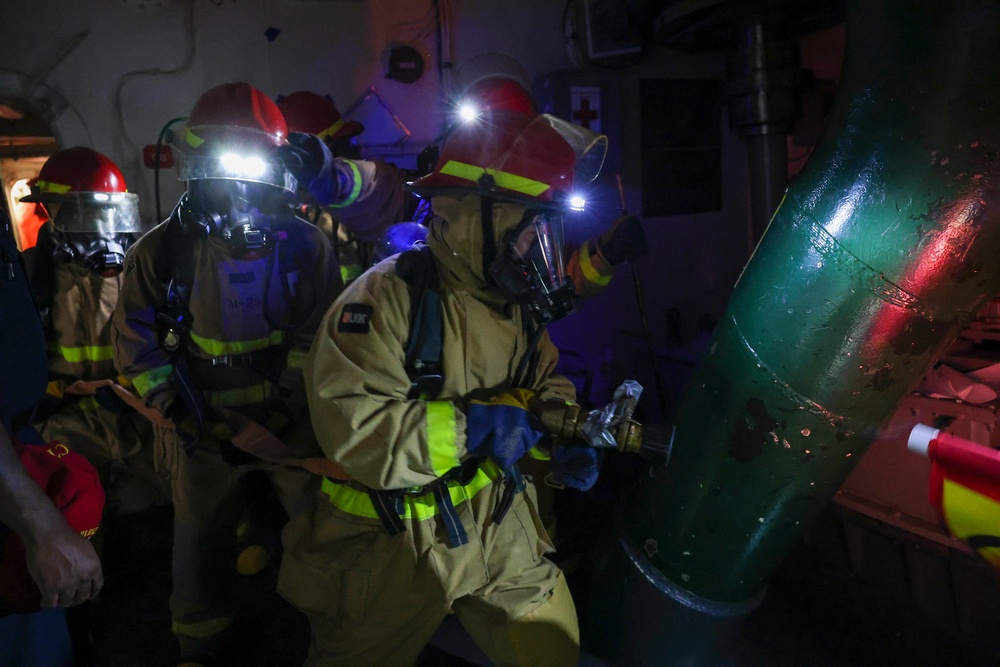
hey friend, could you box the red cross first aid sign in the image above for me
[570,86,601,132]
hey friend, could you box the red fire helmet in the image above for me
[465,77,535,115]
[277,90,364,141]
[176,82,296,192]
[454,53,536,115]
[21,146,128,202]
[409,110,607,208]
[19,146,141,234]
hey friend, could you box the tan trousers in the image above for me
[157,424,319,659]
[278,480,580,667]
[39,404,171,515]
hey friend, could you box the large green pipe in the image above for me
[588,0,1000,662]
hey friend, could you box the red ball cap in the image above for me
[0,441,104,613]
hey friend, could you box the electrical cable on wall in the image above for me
[111,0,196,212]
[153,117,186,223]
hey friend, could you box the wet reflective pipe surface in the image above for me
[628,0,1000,604]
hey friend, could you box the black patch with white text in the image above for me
[338,303,373,333]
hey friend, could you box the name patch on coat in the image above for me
[338,303,373,333]
[229,271,255,284]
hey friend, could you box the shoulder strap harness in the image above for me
[352,242,538,548]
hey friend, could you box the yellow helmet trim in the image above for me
[439,160,551,197]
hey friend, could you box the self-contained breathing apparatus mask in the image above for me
[40,194,141,278]
[488,208,578,324]
[178,179,287,261]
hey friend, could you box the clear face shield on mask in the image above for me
[489,210,579,323]
[41,193,141,277]
[41,192,141,236]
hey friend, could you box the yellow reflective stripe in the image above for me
[133,365,173,397]
[56,344,115,363]
[317,117,346,140]
[328,160,363,208]
[426,401,459,477]
[942,478,1000,567]
[439,160,551,197]
[76,396,101,411]
[579,241,612,287]
[35,180,72,194]
[286,348,307,369]
[340,263,363,284]
[205,382,271,408]
[528,445,551,461]
[942,478,1000,539]
[189,330,284,357]
[321,477,382,519]
[172,615,233,639]
[184,128,204,149]
[321,459,501,521]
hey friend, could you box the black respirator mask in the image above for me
[52,234,129,277]
[42,202,137,278]
[180,179,284,261]
[488,209,579,324]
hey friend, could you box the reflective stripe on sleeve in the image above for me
[579,241,612,287]
[55,344,116,363]
[132,364,174,397]
[528,445,551,461]
[426,401,460,477]
[327,160,364,208]
[286,348,307,369]
[340,263,363,284]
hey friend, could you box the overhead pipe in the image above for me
[725,17,799,246]
[586,0,1000,663]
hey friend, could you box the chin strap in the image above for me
[480,196,496,283]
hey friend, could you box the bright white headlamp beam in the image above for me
[220,153,267,178]
[458,104,479,122]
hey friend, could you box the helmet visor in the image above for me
[42,192,142,234]
[179,153,297,192]
[535,114,607,184]
[511,211,569,296]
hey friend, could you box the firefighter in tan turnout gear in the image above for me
[277,90,432,286]
[278,107,609,665]
[21,147,169,520]
[111,82,341,665]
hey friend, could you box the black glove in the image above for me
[279,132,339,205]
[597,214,649,265]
